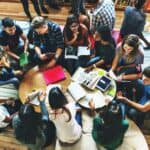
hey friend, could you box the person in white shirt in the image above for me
[48,87,82,144]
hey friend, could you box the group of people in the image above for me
[0,0,150,149]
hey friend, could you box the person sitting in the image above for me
[89,100,129,150]
[0,51,22,87]
[110,34,144,82]
[12,91,56,150]
[120,0,150,49]
[117,66,150,127]
[86,25,115,71]
[0,17,28,69]
[31,16,64,68]
[48,87,82,144]
[63,14,91,74]
[0,100,21,130]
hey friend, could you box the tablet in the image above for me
[96,76,111,92]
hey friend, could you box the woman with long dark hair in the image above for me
[48,87,82,144]
[110,34,144,81]
[63,14,91,75]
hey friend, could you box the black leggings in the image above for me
[20,0,41,19]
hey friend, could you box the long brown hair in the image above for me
[120,34,139,63]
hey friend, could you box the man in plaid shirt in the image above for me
[92,0,115,31]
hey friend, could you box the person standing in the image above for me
[20,0,41,22]
[91,0,115,31]
[70,0,86,16]
[120,0,150,49]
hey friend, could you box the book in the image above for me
[68,82,86,102]
[42,65,66,85]
[65,46,90,59]
[65,46,78,59]
[78,46,90,56]
[28,90,40,106]
[72,67,100,90]
[19,52,28,67]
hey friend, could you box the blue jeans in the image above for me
[0,77,19,88]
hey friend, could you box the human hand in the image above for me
[116,91,127,102]
[116,74,123,82]
[38,90,46,102]
[85,65,94,73]
[88,99,95,110]
[73,32,79,40]
[39,54,48,61]
[47,58,57,68]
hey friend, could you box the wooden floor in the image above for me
[0,1,150,150]
[0,1,150,30]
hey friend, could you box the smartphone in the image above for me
[96,76,111,92]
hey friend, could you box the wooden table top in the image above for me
[19,65,71,112]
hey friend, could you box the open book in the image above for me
[65,46,90,59]
[28,90,41,106]
[67,82,86,102]
[72,67,100,90]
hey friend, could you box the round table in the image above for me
[73,68,117,109]
[19,65,71,112]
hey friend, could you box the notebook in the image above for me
[19,52,28,67]
[68,82,86,102]
[42,65,66,85]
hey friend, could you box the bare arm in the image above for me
[64,32,78,45]
[3,45,20,60]
[111,54,119,71]
[20,33,28,52]
[122,72,142,81]
[117,96,150,112]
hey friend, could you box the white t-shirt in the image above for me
[49,102,82,143]
[0,105,10,128]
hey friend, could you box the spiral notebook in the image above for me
[42,65,66,85]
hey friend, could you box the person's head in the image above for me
[94,25,112,42]
[135,0,146,9]
[31,16,48,34]
[65,14,80,34]
[142,66,150,85]
[2,17,16,35]
[100,100,123,125]
[15,104,42,144]
[48,87,68,109]
[121,34,139,56]
[48,87,71,121]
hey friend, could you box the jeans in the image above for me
[127,108,146,127]
[20,0,41,19]
[0,77,19,88]
[71,0,85,15]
